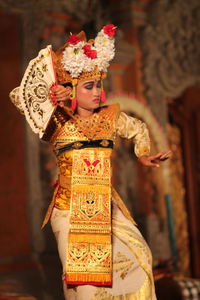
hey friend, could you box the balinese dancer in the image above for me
[10,24,170,300]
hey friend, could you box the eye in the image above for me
[97,81,101,88]
[84,84,93,90]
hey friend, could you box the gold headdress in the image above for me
[52,24,116,109]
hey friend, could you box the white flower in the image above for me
[61,28,115,78]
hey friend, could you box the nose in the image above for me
[93,84,100,96]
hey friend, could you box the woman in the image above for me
[10,24,170,300]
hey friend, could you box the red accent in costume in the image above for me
[66,280,112,286]
[93,160,100,167]
[68,34,81,45]
[101,90,106,103]
[103,24,116,37]
[83,158,91,167]
[83,159,100,173]
[82,44,97,59]
[52,180,58,188]
[71,97,77,110]
[49,85,58,106]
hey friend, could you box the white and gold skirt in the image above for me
[50,200,157,300]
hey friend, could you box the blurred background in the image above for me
[0,0,200,299]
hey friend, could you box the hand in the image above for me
[138,150,172,168]
[50,85,71,107]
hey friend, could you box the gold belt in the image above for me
[54,174,71,210]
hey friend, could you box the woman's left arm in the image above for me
[116,112,171,167]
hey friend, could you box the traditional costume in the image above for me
[10,24,157,299]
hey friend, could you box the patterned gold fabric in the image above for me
[116,112,150,157]
[42,105,150,226]
[66,148,113,285]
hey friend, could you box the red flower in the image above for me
[68,34,81,45]
[82,44,97,59]
[89,50,97,59]
[103,24,116,37]
[83,44,91,53]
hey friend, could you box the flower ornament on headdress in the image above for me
[54,24,116,109]
[61,24,116,78]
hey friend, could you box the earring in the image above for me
[71,97,77,110]
[101,80,106,103]
[70,80,77,110]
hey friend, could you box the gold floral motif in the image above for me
[51,104,120,145]
[113,252,134,279]
[91,277,151,300]
[67,241,111,273]
[54,185,71,210]
[72,141,84,149]
[70,104,120,140]
[100,140,110,147]
[57,152,72,176]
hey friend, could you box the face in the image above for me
[76,79,101,112]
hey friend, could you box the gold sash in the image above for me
[65,148,112,285]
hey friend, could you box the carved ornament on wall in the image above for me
[141,0,200,103]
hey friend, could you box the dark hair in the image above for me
[63,82,72,88]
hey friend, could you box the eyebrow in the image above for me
[83,80,101,86]
[83,81,94,85]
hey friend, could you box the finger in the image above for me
[143,159,160,168]
[160,151,172,160]
[50,85,58,92]
[57,96,70,101]
[151,159,160,164]
[55,86,71,94]
[149,151,165,160]
[160,150,171,157]
[53,84,65,90]
[56,94,65,99]
[49,95,57,102]
[148,162,160,168]
[55,92,71,99]
[160,156,171,161]
[54,92,65,97]
[54,88,68,95]
[160,155,170,160]
[151,150,172,161]
[152,156,169,163]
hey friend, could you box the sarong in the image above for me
[51,199,157,300]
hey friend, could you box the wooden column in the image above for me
[0,11,30,265]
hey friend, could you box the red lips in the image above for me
[93,98,100,103]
